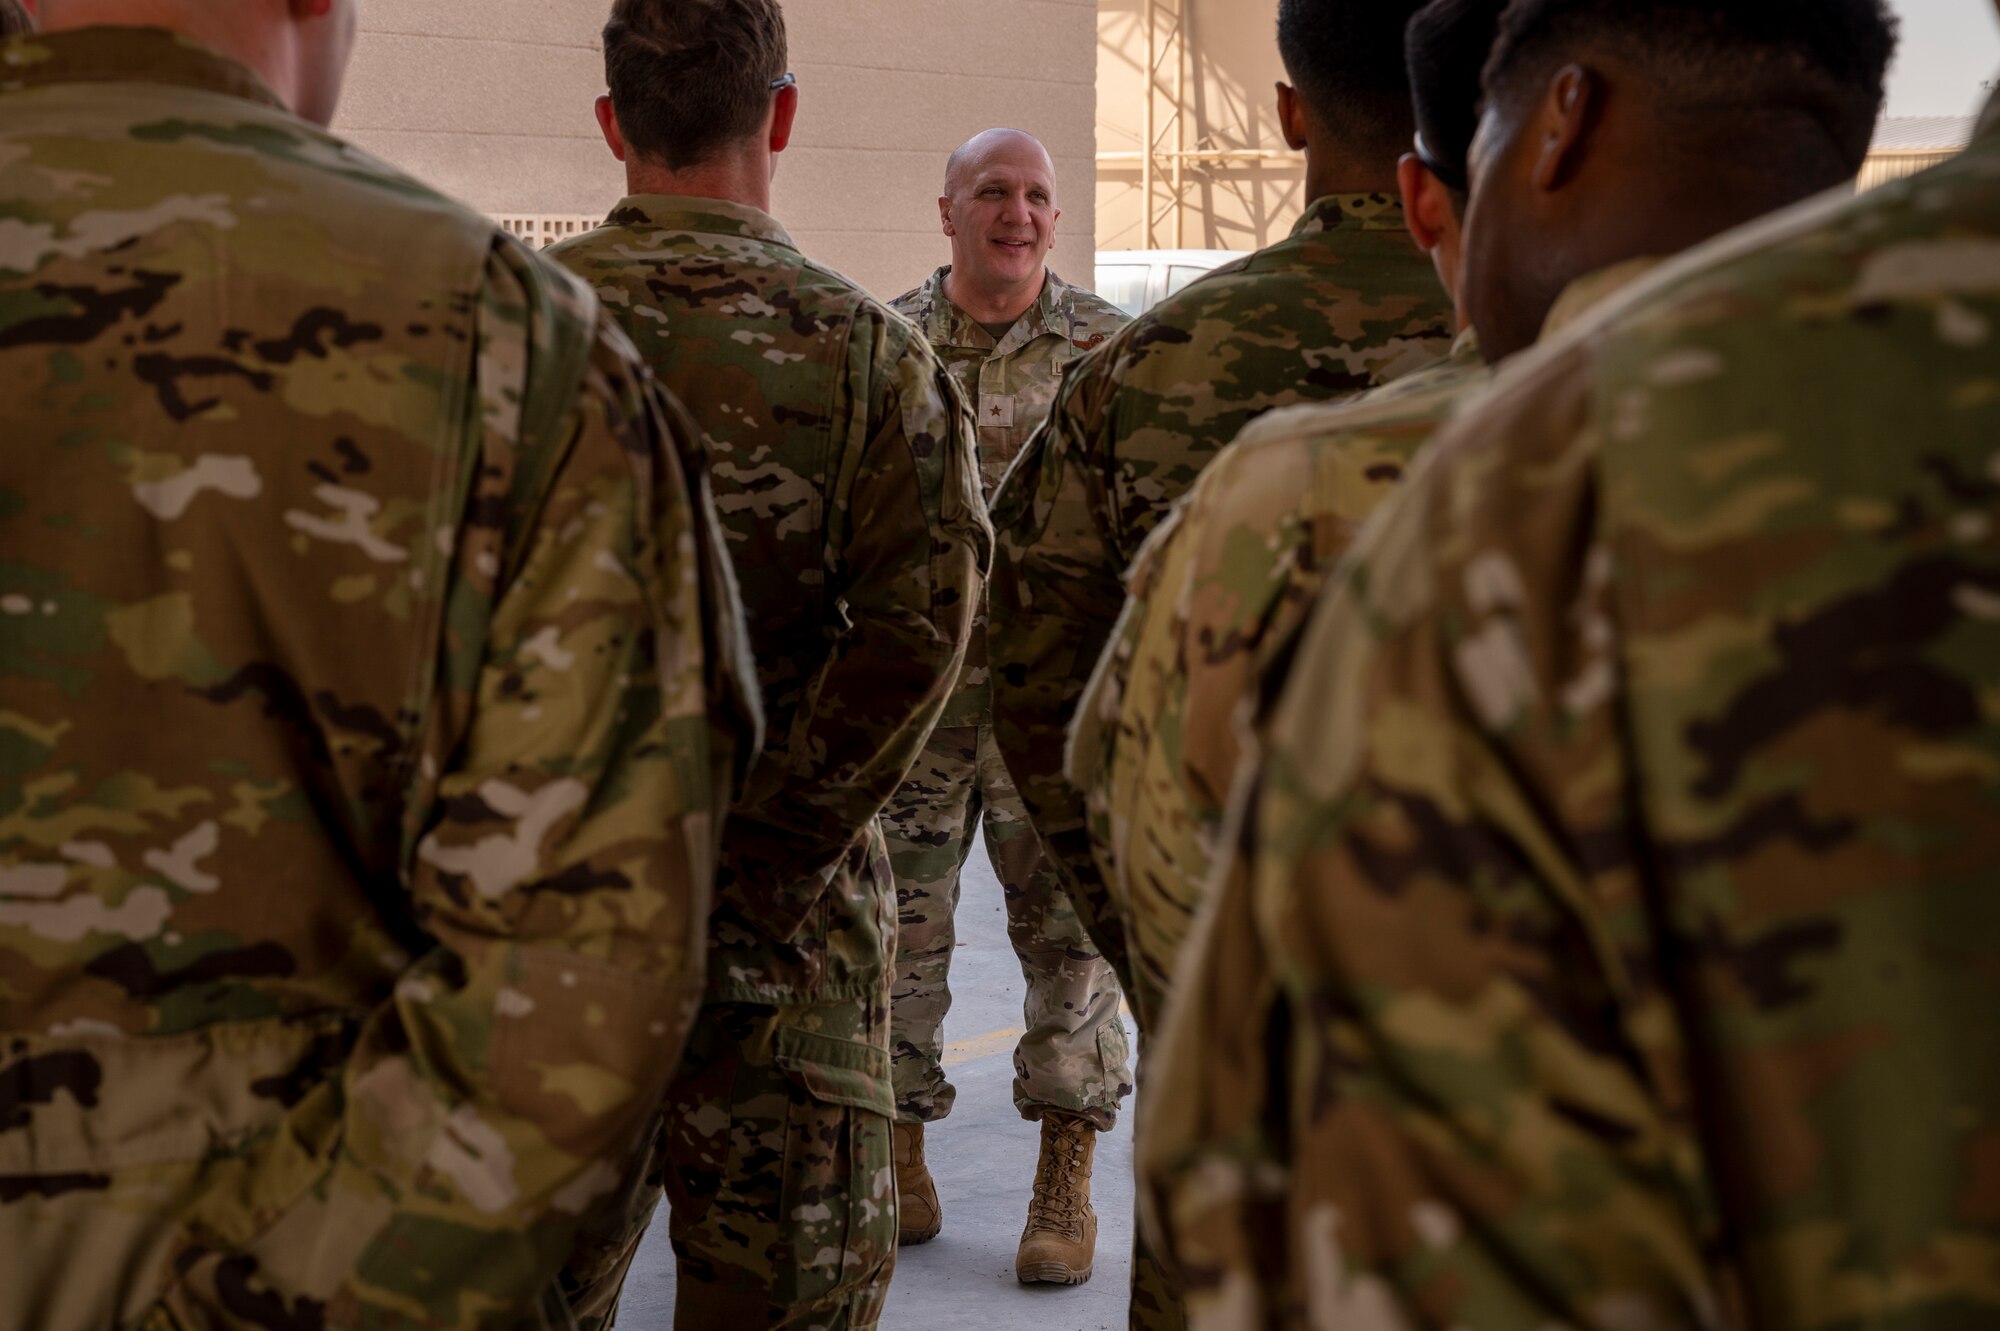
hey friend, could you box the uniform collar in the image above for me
[919,266,1074,354]
[1,25,287,111]
[1539,256,1667,342]
[602,195,799,253]
[1292,193,1410,237]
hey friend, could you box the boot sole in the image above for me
[898,1216,944,1246]
[1016,1261,1093,1286]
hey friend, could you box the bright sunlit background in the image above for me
[1889,0,1998,116]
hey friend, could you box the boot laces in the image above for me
[1026,1117,1090,1236]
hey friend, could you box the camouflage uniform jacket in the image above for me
[1068,329,1487,1029]
[0,28,759,1331]
[552,198,990,1005]
[986,193,1452,987]
[890,266,1129,727]
[1073,262,1662,1030]
[1140,107,2000,1330]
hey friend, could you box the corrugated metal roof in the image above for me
[1870,116,1976,153]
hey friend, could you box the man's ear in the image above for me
[1397,153,1452,255]
[1532,64,1601,193]
[1275,82,1311,152]
[939,196,956,238]
[594,96,627,163]
[1049,205,1060,253]
[770,84,798,155]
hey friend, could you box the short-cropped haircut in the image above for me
[0,0,33,38]
[1483,0,1898,172]
[1405,0,1509,195]
[602,0,788,172]
[1276,0,1430,159]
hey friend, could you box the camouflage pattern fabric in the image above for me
[986,194,1453,996]
[1071,330,1489,1035]
[890,265,1127,726]
[551,196,987,1006]
[1077,268,1652,1331]
[1140,104,2000,1330]
[879,724,1131,1129]
[1073,260,1659,1036]
[882,268,1131,1132]
[550,197,985,1321]
[0,28,758,1331]
[562,834,899,1331]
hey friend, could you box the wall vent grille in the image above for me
[495,215,603,249]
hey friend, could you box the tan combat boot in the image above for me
[1015,1112,1098,1284]
[895,1121,944,1245]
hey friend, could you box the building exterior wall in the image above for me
[1096,0,1304,256]
[1859,150,1962,191]
[333,0,1099,299]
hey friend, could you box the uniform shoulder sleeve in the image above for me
[986,338,1141,978]
[715,299,989,941]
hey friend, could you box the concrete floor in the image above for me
[620,842,1137,1330]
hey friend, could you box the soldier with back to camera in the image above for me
[985,0,1454,997]
[550,1,989,1326]
[0,1,759,1327]
[1141,1,2000,1326]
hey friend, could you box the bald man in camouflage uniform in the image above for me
[0,8,758,1330]
[882,128,1133,1278]
[1139,2,2000,1326]
[548,1,988,1325]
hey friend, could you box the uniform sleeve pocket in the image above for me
[773,1025,895,1118]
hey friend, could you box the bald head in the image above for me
[938,127,1062,322]
[946,128,1056,200]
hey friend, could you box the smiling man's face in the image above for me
[942,131,1059,301]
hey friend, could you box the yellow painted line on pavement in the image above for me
[943,1026,1021,1065]
[938,1003,1135,1067]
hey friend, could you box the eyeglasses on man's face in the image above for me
[770,72,797,93]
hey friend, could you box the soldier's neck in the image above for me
[944,267,1046,327]
[624,152,774,218]
[43,0,310,116]
[1301,150,1400,207]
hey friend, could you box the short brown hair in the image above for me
[603,0,788,171]
[0,0,34,38]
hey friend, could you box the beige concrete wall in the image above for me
[333,0,1098,299]
[1097,0,1304,254]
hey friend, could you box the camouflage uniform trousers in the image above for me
[884,724,1133,1129]
[561,997,898,1330]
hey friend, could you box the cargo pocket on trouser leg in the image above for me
[769,1016,898,1329]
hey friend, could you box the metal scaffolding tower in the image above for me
[1096,0,1301,249]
